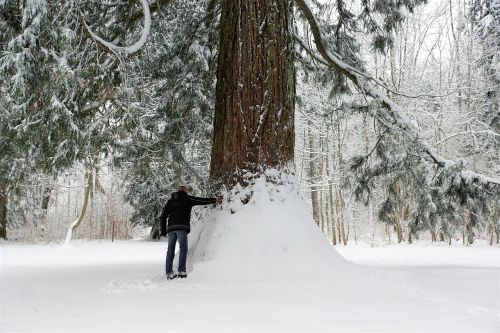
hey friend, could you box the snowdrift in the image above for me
[186,170,351,283]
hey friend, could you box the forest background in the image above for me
[0,0,498,245]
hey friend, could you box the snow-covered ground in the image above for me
[1,176,499,332]
[1,239,499,332]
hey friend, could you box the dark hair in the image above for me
[178,185,191,193]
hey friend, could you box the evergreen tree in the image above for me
[114,0,218,235]
[1,0,497,241]
[0,0,146,237]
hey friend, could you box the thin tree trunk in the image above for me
[369,201,376,245]
[335,122,347,245]
[325,186,332,241]
[341,221,347,245]
[41,186,51,212]
[362,116,377,246]
[64,172,93,245]
[325,142,336,245]
[490,225,495,246]
[210,0,295,189]
[340,218,347,245]
[336,185,347,245]
[396,220,403,243]
[347,218,358,245]
[329,183,337,245]
[319,138,325,231]
[431,229,437,242]
[396,181,404,243]
[0,184,7,240]
[450,0,463,114]
[335,189,342,244]
[309,119,320,225]
[319,189,325,231]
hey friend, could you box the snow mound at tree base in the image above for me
[187,171,352,283]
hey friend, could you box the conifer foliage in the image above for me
[114,0,217,233]
[0,0,150,237]
[0,0,498,241]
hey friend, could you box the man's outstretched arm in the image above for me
[188,195,216,206]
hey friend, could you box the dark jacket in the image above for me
[160,190,216,235]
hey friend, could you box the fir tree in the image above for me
[1,0,498,241]
[0,0,145,237]
[114,0,217,235]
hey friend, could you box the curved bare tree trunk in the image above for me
[64,172,93,245]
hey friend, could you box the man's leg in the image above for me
[165,232,178,275]
[177,230,188,276]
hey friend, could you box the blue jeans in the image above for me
[165,230,188,274]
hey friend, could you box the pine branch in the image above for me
[294,0,500,186]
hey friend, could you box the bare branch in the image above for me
[294,0,500,186]
[81,0,151,56]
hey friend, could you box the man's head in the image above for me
[178,185,191,193]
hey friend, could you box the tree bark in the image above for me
[0,185,7,240]
[431,229,437,242]
[329,183,337,245]
[319,138,326,231]
[64,172,93,245]
[41,186,51,211]
[150,224,161,240]
[490,225,495,246]
[309,120,320,224]
[210,0,295,189]
[325,140,336,244]
[396,220,403,243]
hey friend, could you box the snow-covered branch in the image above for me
[294,0,500,186]
[81,0,151,56]
[435,130,500,146]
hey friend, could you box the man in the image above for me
[160,185,216,279]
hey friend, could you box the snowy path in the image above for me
[1,241,499,332]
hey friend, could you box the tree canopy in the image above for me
[0,0,498,242]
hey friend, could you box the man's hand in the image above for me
[161,229,167,237]
[212,195,223,207]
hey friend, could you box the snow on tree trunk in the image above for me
[210,0,295,189]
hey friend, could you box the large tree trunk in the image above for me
[210,0,295,188]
